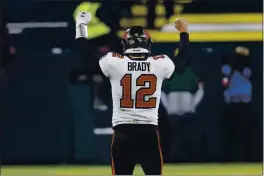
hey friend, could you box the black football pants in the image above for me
[111,124,163,175]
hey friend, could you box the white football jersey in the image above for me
[99,52,175,127]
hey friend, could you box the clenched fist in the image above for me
[175,18,188,32]
[76,11,91,27]
[235,46,250,56]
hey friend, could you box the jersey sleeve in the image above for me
[99,52,112,77]
[163,55,175,79]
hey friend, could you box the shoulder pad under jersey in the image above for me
[102,52,124,59]
[151,54,170,60]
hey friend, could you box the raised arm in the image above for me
[169,18,190,78]
[71,12,105,83]
[174,32,190,71]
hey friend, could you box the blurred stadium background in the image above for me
[0,0,263,175]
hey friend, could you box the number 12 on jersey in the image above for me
[120,74,157,109]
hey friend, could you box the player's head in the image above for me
[121,26,152,58]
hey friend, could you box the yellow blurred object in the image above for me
[175,4,184,15]
[131,2,261,24]
[156,4,166,15]
[117,30,262,42]
[131,5,147,16]
[169,13,262,24]
[177,0,193,3]
[125,13,262,28]
[131,3,188,16]
[155,18,168,28]
[174,48,179,56]
[120,18,147,28]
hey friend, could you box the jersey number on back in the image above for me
[120,74,157,109]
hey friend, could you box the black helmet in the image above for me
[121,26,152,55]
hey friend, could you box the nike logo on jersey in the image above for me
[128,62,151,72]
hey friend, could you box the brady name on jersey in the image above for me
[74,11,190,175]
[127,61,150,72]
[99,51,175,126]
[75,11,190,127]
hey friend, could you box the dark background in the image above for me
[0,0,263,164]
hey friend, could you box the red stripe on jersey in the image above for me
[111,134,115,175]
[144,30,151,40]
[123,30,129,39]
[156,129,164,175]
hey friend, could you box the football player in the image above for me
[75,12,190,175]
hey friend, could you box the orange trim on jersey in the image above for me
[153,55,165,60]
[111,134,115,175]
[123,30,129,39]
[112,53,124,59]
[156,129,164,175]
[144,29,151,40]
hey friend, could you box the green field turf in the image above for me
[2,163,262,175]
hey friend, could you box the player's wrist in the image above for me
[180,32,189,39]
[76,20,88,27]
[75,23,88,39]
[180,32,188,35]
